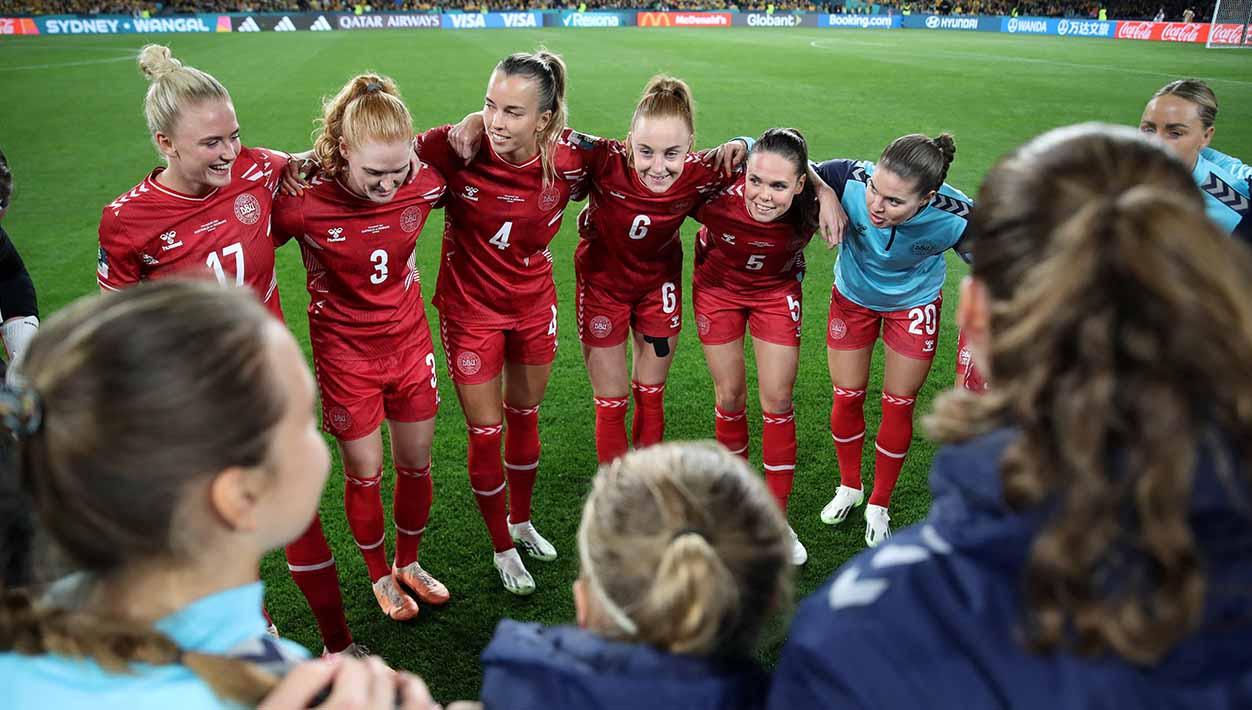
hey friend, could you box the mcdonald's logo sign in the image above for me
[637,12,673,26]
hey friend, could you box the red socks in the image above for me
[714,405,749,459]
[830,386,867,489]
[631,380,666,448]
[593,395,628,464]
[284,516,352,653]
[503,404,540,525]
[344,469,389,582]
[871,392,916,507]
[761,408,796,511]
[393,464,432,568]
[468,423,512,552]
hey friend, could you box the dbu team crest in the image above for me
[234,193,261,225]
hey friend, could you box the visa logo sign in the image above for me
[446,13,486,28]
[502,12,538,27]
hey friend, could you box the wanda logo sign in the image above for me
[1115,20,1211,42]
[637,11,731,26]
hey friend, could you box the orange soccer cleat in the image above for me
[372,574,419,621]
[393,561,451,606]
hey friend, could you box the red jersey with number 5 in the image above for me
[97,146,288,318]
[692,174,815,293]
[272,163,446,359]
[574,136,730,298]
[414,125,587,323]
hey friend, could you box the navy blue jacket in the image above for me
[770,428,1252,709]
[480,620,770,710]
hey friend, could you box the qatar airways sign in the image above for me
[1115,20,1210,42]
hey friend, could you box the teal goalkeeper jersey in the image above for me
[1194,147,1251,240]
[815,159,972,312]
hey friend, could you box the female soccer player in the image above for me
[691,128,819,566]
[412,50,587,596]
[273,74,449,622]
[479,443,790,709]
[1139,79,1251,239]
[97,45,357,655]
[816,133,972,547]
[771,123,1252,710]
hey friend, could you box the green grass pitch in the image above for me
[1,26,1249,702]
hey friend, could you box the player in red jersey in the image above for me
[96,45,359,656]
[691,129,820,567]
[273,74,450,623]
[413,50,586,596]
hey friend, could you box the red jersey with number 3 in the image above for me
[692,174,814,293]
[97,146,288,318]
[414,125,587,323]
[573,136,730,297]
[272,163,446,359]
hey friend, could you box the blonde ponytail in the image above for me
[312,73,413,178]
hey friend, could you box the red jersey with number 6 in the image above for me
[414,125,587,323]
[272,163,446,360]
[692,174,814,293]
[97,147,288,318]
[573,136,730,297]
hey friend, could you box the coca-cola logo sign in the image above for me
[1160,22,1205,42]
[1116,20,1212,42]
[1209,23,1246,44]
[1116,20,1153,39]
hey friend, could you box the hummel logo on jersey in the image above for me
[159,230,184,251]
[327,227,346,242]
[142,254,159,266]
[461,186,480,202]
[310,15,332,31]
[851,166,869,184]
[1201,173,1250,214]
[236,16,260,31]
[274,16,297,31]
[721,233,736,244]
[930,194,972,219]
[497,194,525,204]
[609,190,626,199]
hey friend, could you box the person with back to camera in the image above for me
[476,442,792,710]
[0,280,440,709]
[0,148,41,381]
[769,123,1252,709]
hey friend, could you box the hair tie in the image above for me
[364,81,382,93]
[0,383,42,439]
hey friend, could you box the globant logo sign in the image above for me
[746,13,801,27]
[924,15,979,30]
[562,13,621,27]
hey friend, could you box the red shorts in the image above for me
[576,270,682,347]
[692,280,803,347]
[826,285,941,361]
[438,304,559,385]
[955,329,988,392]
[313,342,441,441]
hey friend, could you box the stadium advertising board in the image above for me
[637,12,733,27]
[1115,20,1210,41]
[1209,23,1249,44]
[441,11,543,29]
[230,14,333,31]
[36,13,225,33]
[733,13,818,27]
[550,11,635,27]
[903,14,999,31]
[1000,16,1114,36]
[819,14,902,28]
[335,13,439,30]
[0,18,41,34]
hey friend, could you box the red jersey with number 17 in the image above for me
[693,174,815,293]
[271,163,446,360]
[574,136,731,297]
[97,146,288,318]
[414,125,587,323]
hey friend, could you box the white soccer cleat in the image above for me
[493,548,536,596]
[322,642,371,659]
[820,485,865,525]
[265,622,279,639]
[788,525,808,566]
[509,519,558,561]
[864,504,892,548]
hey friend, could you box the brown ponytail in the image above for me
[496,49,568,185]
[313,73,413,178]
[927,123,1252,665]
[751,128,819,240]
[879,132,956,196]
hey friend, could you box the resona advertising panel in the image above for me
[1000,16,1114,36]
[819,14,902,28]
[733,13,819,27]
[637,11,733,27]
[549,11,635,27]
[441,11,542,29]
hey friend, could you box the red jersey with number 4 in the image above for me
[272,163,446,359]
[97,147,288,318]
[693,174,815,293]
[414,125,587,323]
[573,136,730,297]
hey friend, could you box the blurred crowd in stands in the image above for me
[1,0,1220,23]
